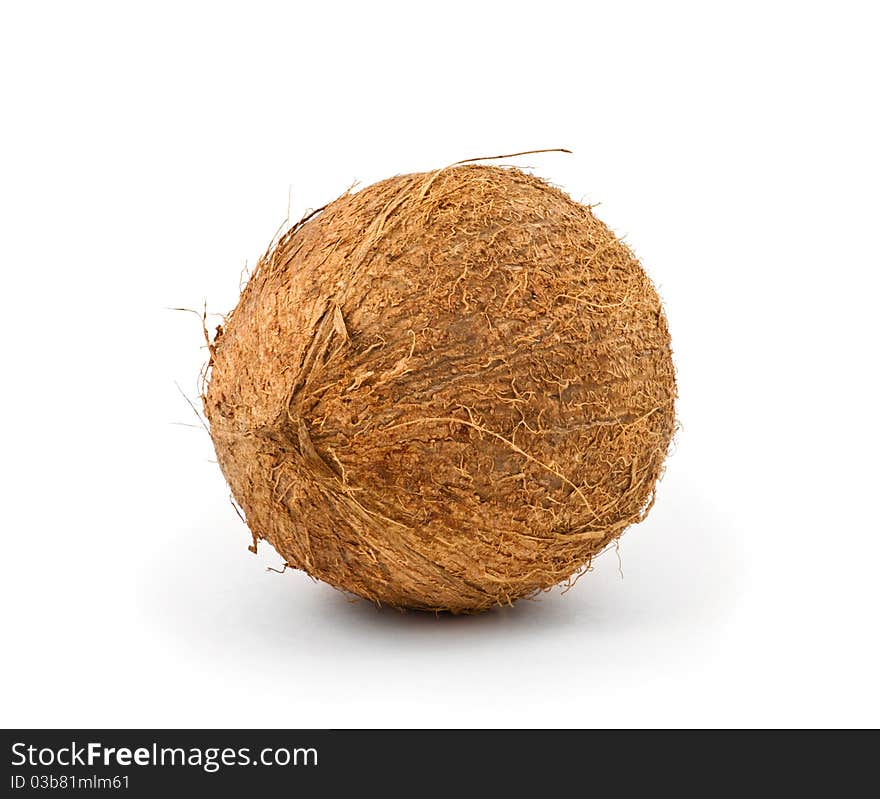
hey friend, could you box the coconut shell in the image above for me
[204,164,676,613]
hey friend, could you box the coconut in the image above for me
[203,163,676,613]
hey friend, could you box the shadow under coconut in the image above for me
[140,468,741,663]
[329,584,586,630]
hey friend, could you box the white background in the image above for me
[2,1,878,728]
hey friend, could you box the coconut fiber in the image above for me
[204,163,676,612]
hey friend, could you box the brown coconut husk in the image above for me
[203,162,676,613]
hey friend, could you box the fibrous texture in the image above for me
[204,164,676,612]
